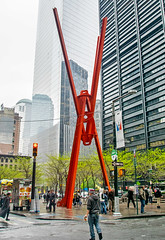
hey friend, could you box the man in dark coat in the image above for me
[84,189,103,240]
[127,187,136,208]
[0,192,11,221]
[49,189,56,212]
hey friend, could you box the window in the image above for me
[136,144,146,150]
[150,140,165,147]
[123,114,143,124]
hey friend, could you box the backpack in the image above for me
[155,189,162,198]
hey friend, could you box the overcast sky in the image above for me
[0,0,39,108]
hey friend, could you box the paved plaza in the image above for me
[1,200,165,240]
[10,198,165,220]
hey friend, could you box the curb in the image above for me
[36,217,78,221]
[118,213,165,220]
[10,211,165,221]
[10,211,27,217]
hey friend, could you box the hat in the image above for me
[89,189,95,194]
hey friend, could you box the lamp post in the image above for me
[30,143,38,213]
[112,89,137,216]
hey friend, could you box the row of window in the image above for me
[0,164,17,170]
[1,158,13,163]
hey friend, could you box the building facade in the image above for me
[31,0,100,160]
[60,60,88,156]
[15,99,32,156]
[99,0,165,151]
[0,154,31,173]
[0,106,21,155]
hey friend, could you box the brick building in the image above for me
[0,105,21,155]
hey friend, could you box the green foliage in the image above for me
[117,148,165,183]
[0,166,22,180]
[44,155,70,191]
[15,157,44,184]
[15,157,32,179]
[34,147,165,192]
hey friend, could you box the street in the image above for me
[1,214,165,239]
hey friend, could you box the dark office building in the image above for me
[60,60,88,155]
[99,0,165,151]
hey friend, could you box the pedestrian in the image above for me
[154,186,162,208]
[84,189,103,240]
[49,189,56,212]
[108,189,114,212]
[127,186,136,208]
[73,192,77,206]
[104,190,108,210]
[139,186,146,214]
[148,186,153,204]
[144,185,149,205]
[46,190,50,204]
[76,191,82,206]
[0,192,5,208]
[100,190,107,214]
[0,192,11,221]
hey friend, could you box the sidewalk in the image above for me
[10,199,165,221]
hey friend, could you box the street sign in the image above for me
[111,155,117,160]
[111,149,118,160]
[111,149,117,155]
[112,161,123,167]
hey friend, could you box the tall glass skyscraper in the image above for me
[99,0,165,151]
[31,0,99,159]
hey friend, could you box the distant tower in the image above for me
[15,99,32,156]
[32,0,99,158]
[30,94,54,137]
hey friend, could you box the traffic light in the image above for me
[118,168,125,177]
[33,143,38,156]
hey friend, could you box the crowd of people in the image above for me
[44,189,56,212]
[126,185,163,213]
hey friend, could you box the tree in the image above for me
[0,166,21,180]
[15,157,32,179]
[44,155,70,195]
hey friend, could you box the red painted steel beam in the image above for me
[53,8,79,115]
[59,93,87,208]
[94,128,111,191]
[90,17,107,113]
[53,8,110,208]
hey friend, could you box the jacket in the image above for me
[139,188,146,201]
[87,194,100,214]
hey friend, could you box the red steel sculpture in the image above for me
[53,8,111,209]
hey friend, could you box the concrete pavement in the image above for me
[10,199,165,221]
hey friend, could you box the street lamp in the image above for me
[112,89,137,216]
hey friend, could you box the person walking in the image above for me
[127,187,136,208]
[139,186,146,214]
[0,192,11,221]
[154,186,162,208]
[0,192,5,208]
[108,189,114,212]
[144,185,149,205]
[148,186,153,204]
[84,189,103,240]
[100,190,107,214]
[49,189,56,212]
